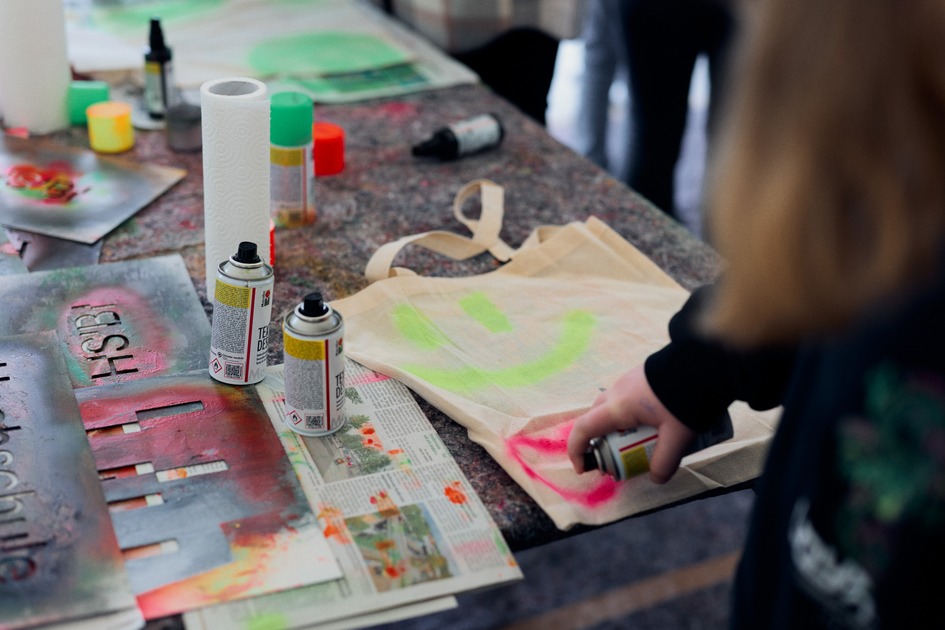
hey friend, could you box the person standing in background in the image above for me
[575,0,629,178]
[369,0,586,125]
[621,0,734,220]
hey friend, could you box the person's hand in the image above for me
[567,364,696,484]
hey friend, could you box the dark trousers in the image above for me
[454,28,560,126]
[621,0,734,218]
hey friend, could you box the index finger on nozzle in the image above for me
[567,403,618,473]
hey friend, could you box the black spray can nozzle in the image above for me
[232,241,261,264]
[299,292,330,317]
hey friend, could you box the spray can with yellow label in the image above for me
[583,410,734,481]
[282,292,346,436]
[209,242,274,385]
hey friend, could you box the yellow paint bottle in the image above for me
[86,102,134,153]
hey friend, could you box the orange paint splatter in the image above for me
[444,486,467,504]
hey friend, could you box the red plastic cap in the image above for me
[312,122,345,176]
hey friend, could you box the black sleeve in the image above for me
[644,285,797,432]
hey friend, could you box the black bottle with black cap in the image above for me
[412,114,504,160]
[144,17,175,119]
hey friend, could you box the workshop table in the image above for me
[50,83,725,557]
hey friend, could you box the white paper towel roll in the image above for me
[0,0,71,134]
[201,77,271,286]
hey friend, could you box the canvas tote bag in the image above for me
[332,180,779,530]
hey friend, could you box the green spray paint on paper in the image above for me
[245,612,289,630]
[393,295,595,393]
[92,0,225,34]
[248,32,411,76]
[281,64,428,97]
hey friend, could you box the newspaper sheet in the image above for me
[67,0,478,103]
[183,361,521,630]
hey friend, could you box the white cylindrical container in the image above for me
[200,77,271,288]
[210,241,274,385]
[0,0,71,134]
[282,292,346,436]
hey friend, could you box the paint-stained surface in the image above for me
[0,254,210,388]
[0,332,138,630]
[75,369,342,619]
[0,135,185,244]
[3,227,102,272]
[0,230,26,277]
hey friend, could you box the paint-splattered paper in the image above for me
[0,331,141,630]
[182,361,520,630]
[75,369,343,620]
[78,0,477,103]
[0,135,184,244]
[0,254,209,389]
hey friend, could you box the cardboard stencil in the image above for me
[0,230,26,276]
[0,254,210,388]
[75,369,342,620]
[0,135,185,244]
[0,332,139,630]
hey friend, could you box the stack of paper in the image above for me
[184,361,523,630]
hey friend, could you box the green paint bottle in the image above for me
[270,92,316,228]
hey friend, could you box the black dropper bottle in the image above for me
[412,127,461,160]
[412,114,504,160]
[144,17,173,119]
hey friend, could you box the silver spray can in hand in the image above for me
[283,292,346,436]
[209,241,274,385]
[583,410,734,481]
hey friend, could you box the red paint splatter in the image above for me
[80,373,312,620]
[5,161,85,204]
[179,219,197,230]
[58,287,175,386]
[505,422,620,508]
[378,102,417,118]
[385,566,401,578]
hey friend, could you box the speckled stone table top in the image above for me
[70,83,724,552]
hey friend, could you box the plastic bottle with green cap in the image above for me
[270,91,316,228]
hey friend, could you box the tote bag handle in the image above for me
[364,179,516,283]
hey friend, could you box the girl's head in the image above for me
[706,0,945,345]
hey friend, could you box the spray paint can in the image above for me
[583,410,734,481]
[209,241,274,385]
[282,292,346,436]
[411,113,504,160]
[270,92,316,228]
